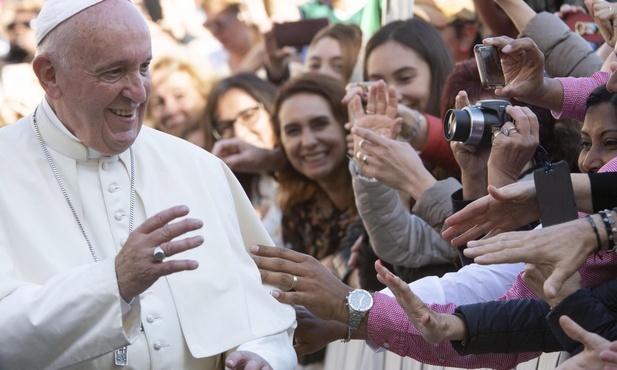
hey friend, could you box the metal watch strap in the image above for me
[343,307,367,342]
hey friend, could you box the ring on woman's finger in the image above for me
[153,246,166,262]
[289,275,298,291]
[362,153,369,165]
[492,131,502,139]
[502,126,518,136]
[366,110,375,115]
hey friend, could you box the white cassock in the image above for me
[0,100,296,370]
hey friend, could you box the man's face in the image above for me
[51,1,152,155]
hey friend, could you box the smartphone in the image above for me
[272,18,329,48]
[563,12,604,44]
[474,45,506,89]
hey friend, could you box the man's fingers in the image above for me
[159,235,204,258]
[157,259,199,275]
[138,205,190,234]
[152,217,203,246]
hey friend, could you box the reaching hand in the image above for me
[211,138,283,174]
[555,316,612,370]
[250,245,353,324]
[521,264,581,307]
[115,205,202,301]
[463,216,597,298]
[374,260,465,344]
[294,305,346,356]
[442,181,540,246]
[225,350,273,370]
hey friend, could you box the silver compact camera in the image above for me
[443,99,512,147]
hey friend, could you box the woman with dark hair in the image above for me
[203,72,282,245]
[305,23,363,83]
[344,17,457,173]
[272,72,368,368]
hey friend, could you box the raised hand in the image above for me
[115,205,202,301]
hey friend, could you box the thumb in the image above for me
[544,272,567,299]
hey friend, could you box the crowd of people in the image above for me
[2,0,617,369]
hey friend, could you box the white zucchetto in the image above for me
[35,0,105,46]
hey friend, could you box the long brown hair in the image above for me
[271,73,354,213]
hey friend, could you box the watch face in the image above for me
[348,289,373,311]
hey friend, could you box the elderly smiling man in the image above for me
[0,0,296,369]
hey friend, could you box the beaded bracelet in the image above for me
[586,215,602,254]
[599,210,616,251]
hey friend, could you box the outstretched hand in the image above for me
[211,138,283,174]
[463,216,596,298]
[555,316,612,370]
[442,181,540,246]
[374,260,465,344]
[250,245,353,324]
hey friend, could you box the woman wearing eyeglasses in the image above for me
[203,72,282,245]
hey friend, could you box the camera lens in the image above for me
[443,109,472,142]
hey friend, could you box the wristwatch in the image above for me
[343,289,374,342]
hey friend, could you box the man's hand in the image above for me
[463,216,597,298]
[375,261,465,344]
[442,181,540,246]
[294,305,346,356]
[225,351,272,370]
[115,205,203,301]
[250,245,353,324]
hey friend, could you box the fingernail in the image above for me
[270,290,281,298]
[502,45,511,53]
[484,37,493,43]
[378,259,383,266]
[250,245,259,253]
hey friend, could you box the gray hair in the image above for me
[35,19,72,70]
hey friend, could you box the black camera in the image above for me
[443,99,512,146]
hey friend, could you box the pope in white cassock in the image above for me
[0,0,297,369]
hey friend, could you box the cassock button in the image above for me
[115,212,125,221]
[102,162,110,171]
[108,184,120,193]
[153,341,162,350]
[147,315,156,323]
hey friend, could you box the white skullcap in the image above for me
[35,0,105,46]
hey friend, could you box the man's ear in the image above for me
[32,55,61,99]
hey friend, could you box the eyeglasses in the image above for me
[7,19,36,31]
[212,103,264,141]
[204,11,238,34]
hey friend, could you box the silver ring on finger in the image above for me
[153,246,166,262]
[289,275,298,291]
[362,153,369,165]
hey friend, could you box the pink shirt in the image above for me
[366,77,617,367]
